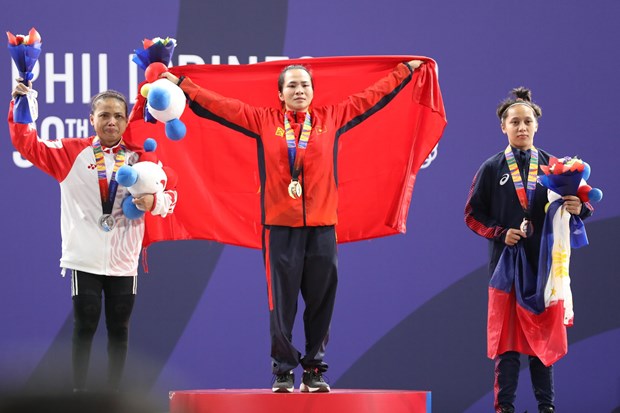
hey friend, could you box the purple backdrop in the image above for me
[1,1,618,412]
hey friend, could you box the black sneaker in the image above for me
[539,406,555,413]
[498,406,515,413]
[300,368,330,393]
[272,371,294,393]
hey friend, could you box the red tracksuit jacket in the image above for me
[180,62,414,227]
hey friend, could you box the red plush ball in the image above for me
[577,184,592,202]
[145,62,168,83]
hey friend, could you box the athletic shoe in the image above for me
[300,368,330,393]
[272,371,294,393]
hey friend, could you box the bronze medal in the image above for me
[520,218,534,237]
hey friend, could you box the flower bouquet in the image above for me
[7,27,42,124]
[132,36,176,71]
[538,156,603,203]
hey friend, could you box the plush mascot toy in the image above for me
[140,63,187,140]
[132,37,186,140]
[116,138,178,219]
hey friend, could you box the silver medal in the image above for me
[98,214,116,232]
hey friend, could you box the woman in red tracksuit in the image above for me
[162,59,422,392]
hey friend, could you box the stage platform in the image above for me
[169,389,431,413]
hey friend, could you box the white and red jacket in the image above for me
[8,102,177,277]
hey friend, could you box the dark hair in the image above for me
[496,87,542,121]
[90,90,129,116]
[277,64,313,93]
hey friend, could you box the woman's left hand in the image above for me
[562,195,582,215]
[407,59,424,70]
[133,194,154,212]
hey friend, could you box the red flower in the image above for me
[6,27,42,46]
[143,38,155,49]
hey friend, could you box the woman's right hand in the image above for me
[12,78,31,98]
[160,71,180,84]
[504,228,526,246]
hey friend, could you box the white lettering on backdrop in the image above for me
[9,53,437,169]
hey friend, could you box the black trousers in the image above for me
[263,226,338,375]
[71,270,136,391]
[494,351,555,412]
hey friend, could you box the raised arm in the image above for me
[331,59,425,130]
[9,81,88,181]
[159,72,264,138]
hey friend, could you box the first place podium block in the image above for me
[169,389,431,413]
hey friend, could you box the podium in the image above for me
[169,389,431,413]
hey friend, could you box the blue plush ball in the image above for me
[116,165,138,187]
[166,119,187,140]
[148,87,171,111]
[144,137,157,152]
[122,196,145,220]
[589,188,603,203]
[144,106,156,123]
[582,162,591,181]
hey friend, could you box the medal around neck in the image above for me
[288,180,302,199]
[98,214,116,232]
[520,218,534,237]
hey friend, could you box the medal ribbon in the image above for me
[93,138,126,215]
[284,112,312,181]
[504,145,538,216]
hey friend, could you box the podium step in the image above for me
[169,389,431,413]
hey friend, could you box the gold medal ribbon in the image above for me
[284,112,312,199]
[284,112,312,178]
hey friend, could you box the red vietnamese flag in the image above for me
[125,56,447,249]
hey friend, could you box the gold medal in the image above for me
[288,180,302,199]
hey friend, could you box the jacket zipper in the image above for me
[301,170,307,226]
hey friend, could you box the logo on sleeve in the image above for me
[275,127,285,137]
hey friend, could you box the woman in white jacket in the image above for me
[9,84,177,392]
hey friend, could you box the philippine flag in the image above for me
[487,199,588,367]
